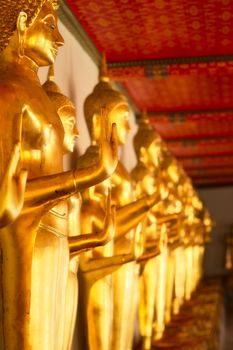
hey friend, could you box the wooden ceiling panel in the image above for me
[64,0,233,186]
[150,113,233,140]
[188,166,233,177]
[121,74,233,112]
[181,156,233,170]
[167,139,233,158]
[66,0,233,62]
[192,176,233,187]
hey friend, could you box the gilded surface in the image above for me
[0,2,118,349]
[0,2,216,350]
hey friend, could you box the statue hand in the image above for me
[99,188,116,243]
[147,190,161,209]
[132,226,144,260]
[159,223,168,251]
[71,111,118,191]
[0,143,27,228]
[99,108,118,176]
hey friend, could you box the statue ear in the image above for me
[17,12,28,57]
[17,11,28,33]
[140,146,147,161]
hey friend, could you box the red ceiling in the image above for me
[67,0,233,61]
[168,139,233,158]
[181,156,233,170]
[151,113,233,140]
[121,74,233,112]
[65,0,233,186]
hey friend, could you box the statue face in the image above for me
[59,106,79,153]
[108,104,130,145]
[140,139,161,169]
[24,3,64,66]
[167,162,179,183]
[148,139,162,167]
[159,181,169,200]
[142,174,155,195]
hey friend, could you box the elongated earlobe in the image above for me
[17,11,28,58]
[92,113,101,142]
[140,146,147,162]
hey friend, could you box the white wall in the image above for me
[199,186,233,277]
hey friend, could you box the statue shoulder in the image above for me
[0,74,30,114]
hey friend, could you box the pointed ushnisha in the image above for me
[99,53,110,83]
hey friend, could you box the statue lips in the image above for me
[51,46,58,58]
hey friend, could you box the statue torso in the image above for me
[0,63,64,180]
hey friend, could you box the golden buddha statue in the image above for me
[134,110,162,172]
[0,2,118,348]
[131,161,165,350]
[77,57,161,350]
[42,65,119,350]
[133,112,182,344]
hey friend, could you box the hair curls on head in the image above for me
[133,120,161,161]
[0,0,59,52]
[42,65,75,112]
[84,80,128,135]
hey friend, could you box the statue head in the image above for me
[0,0,64,66]
[133,110,162,169]
[43,66,79,153]
[84,54,130,145]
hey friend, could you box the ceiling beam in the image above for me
[184,163,233,171]
[176,151,233,159]
[165,136,233,143]
[147,109,233,118]
[195,180,233,188]
[189,170,233,177]
[108,55,233,68]
[191,174,233,182]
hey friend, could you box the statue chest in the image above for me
[21,97,64,177]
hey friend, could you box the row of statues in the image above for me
[0,1,216,349]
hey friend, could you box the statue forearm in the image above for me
[24,171,75,210]
[116,193,160,238]
[24,164,113,210]
[80,253,134,274]
[137,247,160,263]
[156,213,179,225]
[69,230,111,256]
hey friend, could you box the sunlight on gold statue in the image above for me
[76,58,162,350]
[0,2,215,349]
[0,2,118,348]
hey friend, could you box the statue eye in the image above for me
[44,20,56,30]
[48,23,56,30]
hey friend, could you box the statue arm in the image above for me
[0,143,27,227]
[137,246,160,263]
[79,252,134,274]
[115,191,161,239]
[23,124,118,211]
[69,191,116,256]
[79,211,138,275]
[156,213,179,225]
